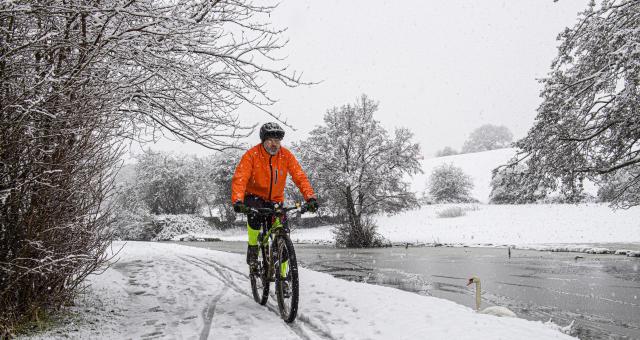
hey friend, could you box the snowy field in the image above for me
[412,148,598,203]
[413,148,519,202]
[197,148,639,254]
[191,203,640,255]
[24,242,576,340]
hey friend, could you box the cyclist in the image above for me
[231,122,318,273]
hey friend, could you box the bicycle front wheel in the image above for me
[250,244,269,305]
[275,236,299,323]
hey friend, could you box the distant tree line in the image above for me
[436,124,513,157]
[111,151,241,240]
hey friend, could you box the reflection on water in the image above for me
[177,241,640,340]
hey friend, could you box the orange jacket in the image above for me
[231,144,315,203]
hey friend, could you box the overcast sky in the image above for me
[142,0,589,159]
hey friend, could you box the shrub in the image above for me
[435,146,458,157]
[152,215,212,241]
[436,206,465,218]
[333,216,385,248]
[428,164,475,203]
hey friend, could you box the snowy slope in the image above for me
[414,148,598,203]
[206,203,640,251]
[25,242,576,340]
[414,148,518,202]
[375,203,640,245]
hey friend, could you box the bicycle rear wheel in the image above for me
[275,236,299,323]
[250,244,269,305]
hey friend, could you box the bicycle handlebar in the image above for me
[245,202,310,216]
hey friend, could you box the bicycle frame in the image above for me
[257,211,290,281]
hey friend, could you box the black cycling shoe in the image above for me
[281,281,291,298]
[249,263,258,275]
[247,245,259,274]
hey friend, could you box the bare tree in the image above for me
[508,0,639,207]
[294,95,422,247]
[1,0,306,331]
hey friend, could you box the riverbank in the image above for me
[19,242,576,340]
[174,203,640,257]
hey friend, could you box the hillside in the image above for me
[415,148,598,203]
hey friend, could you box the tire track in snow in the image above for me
[195,257,339,340]
[183,256,315,340]
[200,285,229,340]
[178,256,310,339]
[183,255,339,340]
[195,257,338,340]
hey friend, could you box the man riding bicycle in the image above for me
[231,122,318,273]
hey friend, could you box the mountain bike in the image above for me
[245,202,310,323]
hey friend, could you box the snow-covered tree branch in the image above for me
[1,0,305,331]
[509,0,640,208]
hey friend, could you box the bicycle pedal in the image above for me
[281,282,291,298]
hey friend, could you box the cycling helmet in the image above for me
[259,122,285,141]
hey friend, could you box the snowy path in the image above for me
[94,245,333,340]
[38,242,577,340]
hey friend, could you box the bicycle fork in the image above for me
[267,239,289,281]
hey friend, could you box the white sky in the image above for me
[140,0,589,159]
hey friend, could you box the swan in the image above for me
[467,276,517,317]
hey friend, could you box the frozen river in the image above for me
[178,241,640,340]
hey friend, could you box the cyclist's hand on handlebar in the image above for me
[306,198,319,213]
[233,201,249,214]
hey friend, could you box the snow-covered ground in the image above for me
[35,149,630,339]
[186,203,640,255]
[25,242,576,340]
[182,149,640,254]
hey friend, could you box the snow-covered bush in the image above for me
[112,209,154,241]
[112,212,212,241]
[332,216,386,248]
[435,146,458,157]
[436,206,465,218]
[428,164,475,203]
[152,215,212,241]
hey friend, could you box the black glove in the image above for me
[306,198,319,213]
[233,201,248,214]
